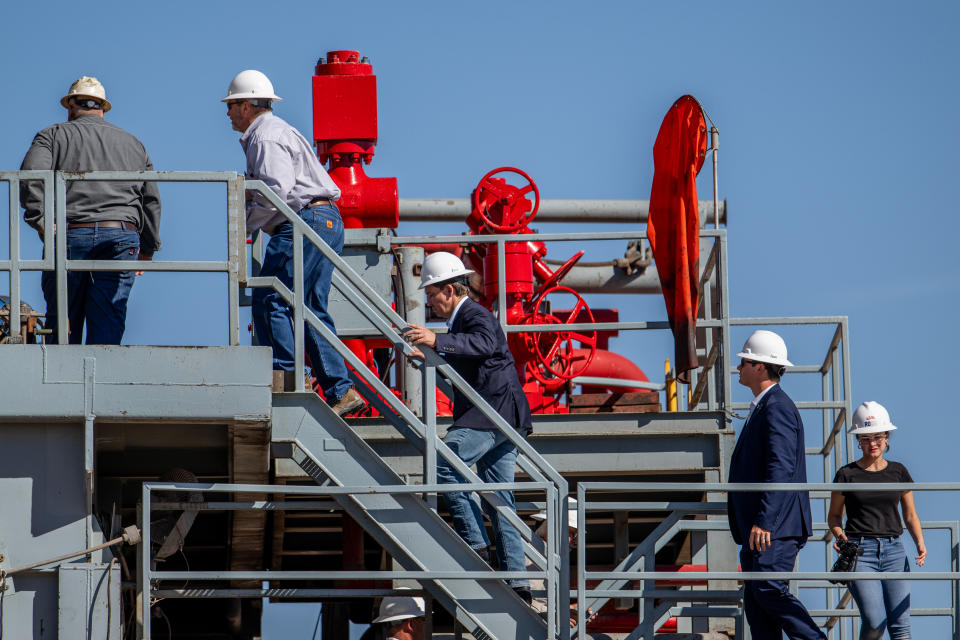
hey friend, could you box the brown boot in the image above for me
[330,388,364,417]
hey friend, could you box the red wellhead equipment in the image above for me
[313,50,398,229]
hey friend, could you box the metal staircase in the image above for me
[270,392,546,639]
[241,181,568,638]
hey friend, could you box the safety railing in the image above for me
[727,317,853,464]
[0,170,246,345]
[726,316,854,626]
[0,170,572,637]
[140,481,560,639]
[575,482,960,640]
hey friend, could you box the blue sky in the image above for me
[1,1,957,637]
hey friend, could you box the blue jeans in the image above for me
[847,536,911,639]
[41,226,139,344]
[436,426,528,589]
[740,537,827,640]
[252,204,352,402]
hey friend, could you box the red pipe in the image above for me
[572,349,650,393]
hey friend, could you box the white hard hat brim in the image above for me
[735,350,794,367]
[531,510,579,530]
[418,269,475,290]
[849,424,897,435]
[220,93,282,103]
[372,611,424,624]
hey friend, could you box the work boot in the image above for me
[330,388,364,417]
[513,587,533,605]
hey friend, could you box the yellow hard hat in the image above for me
[61,76,112,112]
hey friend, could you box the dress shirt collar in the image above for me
[446,296,469,329]
[239,111,271,145]
[748,382,777,418]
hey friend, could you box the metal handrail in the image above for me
[139,481,557,639]
[575,482,960,639]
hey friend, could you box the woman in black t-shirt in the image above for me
[828,401,926,640]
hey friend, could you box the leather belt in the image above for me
[307,198,334,207]
[67,221,137,231]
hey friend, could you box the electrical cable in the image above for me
[156,606,173,640]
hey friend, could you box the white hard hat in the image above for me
[221,70,283,103]
[736,330,793,367]
[61,76,112,112]
[849,401,897,436]
[531,498,580,530]
[372,595,425,624]
[419,251,474,289]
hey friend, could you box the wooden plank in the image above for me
[569,391,660,408]
[569,404,660,414]
[228,423,271,575]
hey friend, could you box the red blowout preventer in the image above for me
[313,50,398,229]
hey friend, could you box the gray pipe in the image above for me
[397,246,425,416]
[558,264,662,294]
[398,198,727,225]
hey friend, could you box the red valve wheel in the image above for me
[521,286,597,388]
[535,250,584,293]
[471,167,540,233]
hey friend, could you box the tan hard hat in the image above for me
[61,76,112,112]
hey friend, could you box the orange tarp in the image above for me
[647,95,707,383]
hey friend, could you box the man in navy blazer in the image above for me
[728,330,825,640]
[405,252,532,601]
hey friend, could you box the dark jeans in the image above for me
[252,204,352,402]
[847,536,911,639]
[41,227,139,344]
[740,537,827,640]
[436,426,528,589]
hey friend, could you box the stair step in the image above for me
[270,392,546,640]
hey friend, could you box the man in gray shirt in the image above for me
[20,76,161,344]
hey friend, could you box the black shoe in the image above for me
[513,587,533,605]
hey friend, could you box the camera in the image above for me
[829,539,862,584]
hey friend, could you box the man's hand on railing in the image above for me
[136,251,153,276]
[404,323,437,358]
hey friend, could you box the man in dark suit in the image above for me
[728,330,825,640]
[405,251,532,600]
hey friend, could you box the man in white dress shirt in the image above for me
[223,69,363,416]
